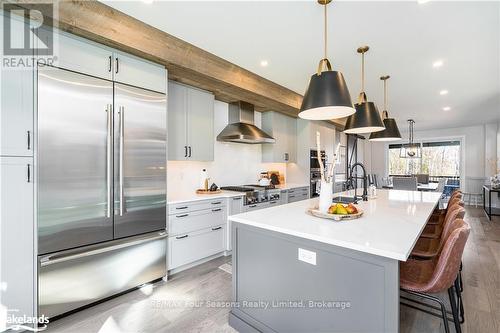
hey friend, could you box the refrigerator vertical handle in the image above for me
[106,104,113,218]
[119,106,125,216]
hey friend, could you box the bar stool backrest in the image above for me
[425,219,470,293]
[439,205,466,250]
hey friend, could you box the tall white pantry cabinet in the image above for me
[1,12,168,326]
[0,12,37,325]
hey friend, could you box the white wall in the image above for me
[167,101,286,197]
[366,123,500,207]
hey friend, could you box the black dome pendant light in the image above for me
[343,46,385,134]
[298,0,355,120]
[369,75,402,141]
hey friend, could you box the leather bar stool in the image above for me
[412,207,466,258]
[411,215,467,323]
[400,219,470,333]
[421,204,465,239]
[430,191,462,219]
[427,196,464,225]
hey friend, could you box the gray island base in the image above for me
[228,189,442,333]
[229,222,399,333]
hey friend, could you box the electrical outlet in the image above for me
[298,248,316,265]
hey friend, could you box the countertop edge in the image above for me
[229,216,408,261]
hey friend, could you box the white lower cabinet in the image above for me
[169,207,225,236]
[0,157,35,323]
[167,199,227,271]
[168,225,225,270]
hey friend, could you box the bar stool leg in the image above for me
[454,278,465,323]
[448,286,462,333]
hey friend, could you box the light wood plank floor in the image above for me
[46,207,499,333]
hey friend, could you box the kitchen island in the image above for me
[228,189,442,333]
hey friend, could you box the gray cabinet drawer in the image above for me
[168,199,225,215]
[169,207,225,236]
[168,225,225,269]
[287,187,309,203]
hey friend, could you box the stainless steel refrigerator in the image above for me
[37,65,167,317]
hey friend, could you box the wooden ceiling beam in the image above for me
[12,0,346,127]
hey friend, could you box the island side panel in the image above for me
[230,221,399,333]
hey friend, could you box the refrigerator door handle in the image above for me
[119,106,126,216]
[106,104,113,218]
[39,231,167,267]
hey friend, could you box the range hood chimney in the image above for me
[216,101,275,144]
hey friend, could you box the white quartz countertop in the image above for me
[229,189,442,261]
[167,183,309,205]
[275,183,310,190]
[167,190,247,205]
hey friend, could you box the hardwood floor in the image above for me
[46,206,499,333]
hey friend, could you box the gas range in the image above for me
[221,185,281,206]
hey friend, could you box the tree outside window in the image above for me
[388,141,460,177]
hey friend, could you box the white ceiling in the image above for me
[104,0,500,131]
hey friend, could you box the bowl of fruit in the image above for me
[308,203,363,221]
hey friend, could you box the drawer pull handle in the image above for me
[289,195,295,198]
[211,201,222,205]
[212,227,222,231]
[270,201,277,204]
[176,206,188,210]
[176,214,189,218]
[176,235,188,239]
[248,204,257,208]
[233,197,242,200]
[212,208,222,212]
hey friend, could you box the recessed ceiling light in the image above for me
[433,60,444,68]
[442,106,451,111]
[439,90,449,95]
[260,60,269,67]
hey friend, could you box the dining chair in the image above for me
[400,219,470,333]
[463,177,485,207]
[416,174,430,184]
[435,178,447,194]
[392,176,418,191]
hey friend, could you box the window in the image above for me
[388,140,460,177]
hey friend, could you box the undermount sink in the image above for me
[332,196,357,204]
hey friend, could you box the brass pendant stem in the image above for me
[357,46,369,95]
[324,2,327,60]
[380,75,390,112]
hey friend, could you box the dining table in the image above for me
[383,182,439,191]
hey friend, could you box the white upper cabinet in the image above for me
[168,81,214,161]
[55,31,114,80]
[1,55,33,157]
[261,111,297,163]
[43,30,165,93]
[113,51,166,93]
[186,87,214,161]
[1,15,33,157]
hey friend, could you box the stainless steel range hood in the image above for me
[217,101,275,144]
